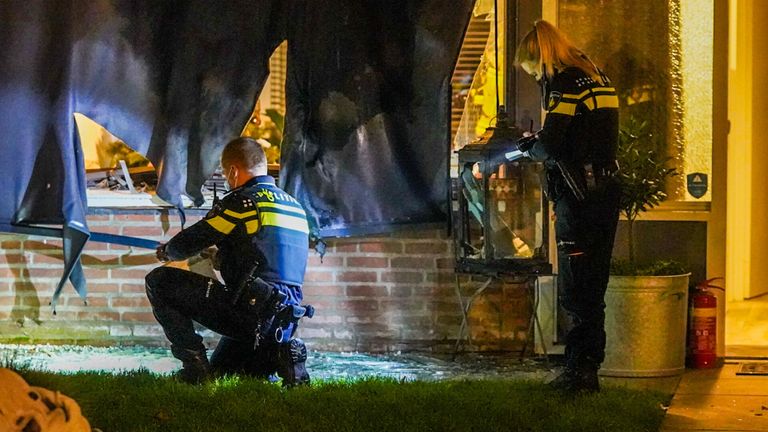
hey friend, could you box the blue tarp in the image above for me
[0,0,473,305]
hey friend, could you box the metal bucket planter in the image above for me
[600,273,691,377]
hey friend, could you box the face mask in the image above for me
[224,166,237,192]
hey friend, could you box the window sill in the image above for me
[86,190,213,211]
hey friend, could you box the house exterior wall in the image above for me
[0,210,533,353]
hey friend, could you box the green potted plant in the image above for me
[600,116,692,377]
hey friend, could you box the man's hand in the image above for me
[156,244,171,263]
[199,247,220,270]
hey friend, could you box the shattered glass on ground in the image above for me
[1,344,556,381]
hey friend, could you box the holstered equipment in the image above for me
[552,160,619,202]
[235,268,314,348]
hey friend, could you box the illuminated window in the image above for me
[558,0,713,202]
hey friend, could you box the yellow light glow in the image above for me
[680,0,714,201]
[74,113,150,170]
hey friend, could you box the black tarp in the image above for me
[279,0,473,236]
[0,0,473,301]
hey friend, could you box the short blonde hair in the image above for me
[514,20,602,82]
[220,137,267,172]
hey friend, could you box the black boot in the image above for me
[172,346,212,384]
[548,366,600,393]
[276,338,310,387]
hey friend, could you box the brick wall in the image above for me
[0,210,533,353]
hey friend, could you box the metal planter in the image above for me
[600,274,691,377]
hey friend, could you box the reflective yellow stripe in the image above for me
[576,87,616,99]
[550,101,577,116]
[245,219,260,234]
[206,216,236,234]
[257,201,306,216]
[224,209,258,219]
[583,94,619,111]
[261,212,309,234]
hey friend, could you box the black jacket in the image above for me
[529,66,619,171]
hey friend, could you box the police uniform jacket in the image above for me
[164,175,309,288]
[528,66,619,187]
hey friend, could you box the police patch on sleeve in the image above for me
[547,91,563,111]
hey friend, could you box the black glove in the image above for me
[515,134,537,153]
[156,244,171,263]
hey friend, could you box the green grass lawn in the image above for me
[16,369,670,432]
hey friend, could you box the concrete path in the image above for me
[661,362,768,431]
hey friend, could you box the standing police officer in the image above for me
[514,20,621,393]
[145,137,311,385]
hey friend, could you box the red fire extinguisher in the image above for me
[688,277,724,368]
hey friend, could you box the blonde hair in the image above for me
[514,20,602,82]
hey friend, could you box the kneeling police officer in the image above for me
[145,137,312,386]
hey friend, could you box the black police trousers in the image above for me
[145,266,299,374]
[554,177,620,371]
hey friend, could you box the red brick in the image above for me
[26,239,62,249]
[111,269,150,280]
[333,242,358,253]
[30,253,64,265]
[121,227,165,237]
[394,229,439,239]
[78,311,120,321]
[346,257,388,268]
[381,271,423,283]
[21,296,43,306]
[389,286,412,297]
[346,285,388,297]
[426,272,455,284]
[359,241,403,254]
[303,299,337,310]
[307,256,343,267]
[430,300,463,313]
[436,258,456,269]
[82,242,110,251]
[0,240,22,249]
[0,268,27,278]
[86,215,112,222]
[119,254,159,266]
[90,225,122,235]
[0,254,26,264]
[380,300,425,312]
[5,282,35,293]
[404,242,449,255]
[303,271,333,282]
[72,296,109,307]
[391,257,434,269]
[81,269,111,279]
[0,296,16,306]
[87,283,120,293]
[27,268,68,278]
[111,297,152,308]
[80,255,121,267]
[436,315,462,326]
[338,300,379,312]
[336,271,378,283]
[347,323,396,336]
[304,285,344,296]
[114,214,158,222]
[388,315,433,327]
[121,283,147,293]
[345,314,387,324]
[121,312,157,323]
[108,244,132,253]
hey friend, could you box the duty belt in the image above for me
[584,160,619,194]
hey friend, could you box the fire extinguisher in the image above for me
[688,277,724,368]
